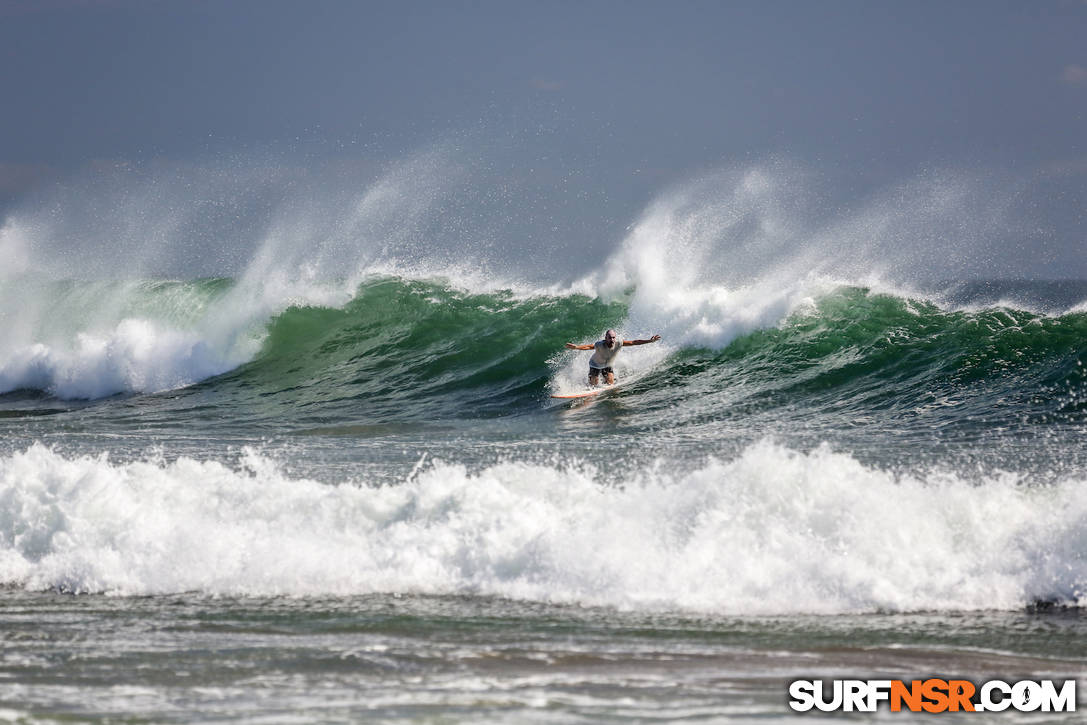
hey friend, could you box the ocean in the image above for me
[1,162,1086,722]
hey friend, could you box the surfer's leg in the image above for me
[588,368,600,386]
[605,370,615,385]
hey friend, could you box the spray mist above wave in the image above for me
[0,146,550,399]
[1,148,1080,399]
[2,441,1085,613]
[578,161,1075,356]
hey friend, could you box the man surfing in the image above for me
[565,329,661,386]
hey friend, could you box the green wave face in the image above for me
[711,288,1086,402]
[646,287,1087,469]
[226,277,629,421]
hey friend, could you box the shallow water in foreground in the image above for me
[3,591,1086,723]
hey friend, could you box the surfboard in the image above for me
[550,384,619,399]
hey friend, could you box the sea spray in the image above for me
[0,278,259,398]
[0,147,548,399]
[582,163,1025,357]
[1,441,1084,612]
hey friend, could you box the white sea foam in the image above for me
[0,332,239,401]
[0,280,265,399]
[1,442,1083,613]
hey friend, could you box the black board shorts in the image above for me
[589,366,614,376]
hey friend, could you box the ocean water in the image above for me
[1,161,1086,722]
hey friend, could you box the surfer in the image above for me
[565,329,661,386]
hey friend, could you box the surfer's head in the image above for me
[604,329,618,347]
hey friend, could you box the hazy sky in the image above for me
[1,0,1085,275]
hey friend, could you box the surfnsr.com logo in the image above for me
[789,679,1077,713]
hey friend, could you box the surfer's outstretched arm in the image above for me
[565,343,594,350]
[623,335,661,346]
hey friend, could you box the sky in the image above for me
[1,0,1085,277]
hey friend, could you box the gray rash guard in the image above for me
[589,338,623,369]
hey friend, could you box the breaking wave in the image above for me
[2,441,1085,614]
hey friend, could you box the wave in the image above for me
[2,276,1086,442]
[0,277,260,399]
[1,441,1084,614]
[2,156,1085,422]
[689,285,1087,417]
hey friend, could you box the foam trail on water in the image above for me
[1,442,1084,613]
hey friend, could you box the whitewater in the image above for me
[4,441,1087,614]
[2,154,1086,721]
